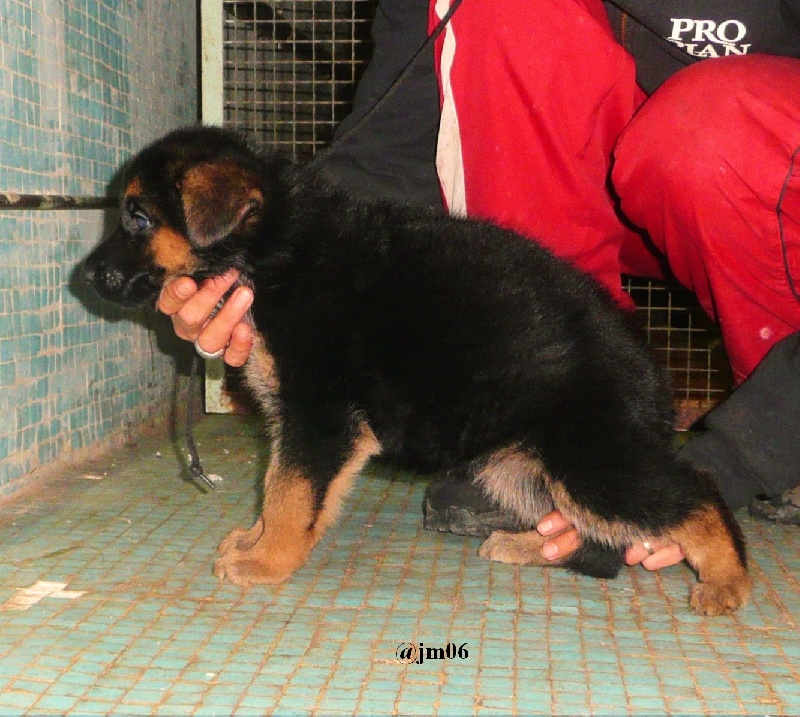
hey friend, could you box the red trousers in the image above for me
[431,0,800,383]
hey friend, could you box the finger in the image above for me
[157,276,198,316]
[194,286,254,358]
[174,270,241,337]
[536,510,572,536]
[625,538,670,566]
[223,322,254,368]
[625,542,685,569]
[541,527,581,561]
[641,544,685,571]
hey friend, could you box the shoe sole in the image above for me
[422,498,528,538]
[748,493,800,526]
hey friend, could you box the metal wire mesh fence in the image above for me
[223,0,375,157]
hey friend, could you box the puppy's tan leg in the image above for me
[667,504,752,615]
[479,530,566,566]
[214,424,379,586]
[214,466,318,586]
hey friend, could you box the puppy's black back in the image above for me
[246,167,677,496]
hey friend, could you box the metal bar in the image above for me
[0,193,116,210]
[201,0,224,124]
[202,0,229,414]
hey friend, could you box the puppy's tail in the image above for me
[563,540,625,579]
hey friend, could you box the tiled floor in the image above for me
[0,414,798,715]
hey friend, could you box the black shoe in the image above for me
[748,486,800,525]
[422,476,528,537]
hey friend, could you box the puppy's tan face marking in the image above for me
[147,226,197,276]
[124,177,143,197]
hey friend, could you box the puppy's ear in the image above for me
[181,160,264,247]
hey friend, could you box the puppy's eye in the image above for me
[131,211,152,232]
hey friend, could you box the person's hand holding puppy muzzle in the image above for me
[158,269,254,367]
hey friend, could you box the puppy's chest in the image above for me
[243,333,279,412]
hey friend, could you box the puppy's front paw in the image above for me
[479,530,548,565]
[213,550,295,586]
[218,518,264,555]
[213,523,312,586]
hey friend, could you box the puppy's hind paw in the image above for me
[689,577,752,616]
[478,530,550,566]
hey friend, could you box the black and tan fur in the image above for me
[83,126,751,615]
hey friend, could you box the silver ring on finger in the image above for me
[194,339,226,361]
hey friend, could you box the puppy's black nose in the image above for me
[83,257,125,293]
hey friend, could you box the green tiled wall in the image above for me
[0,0,197,496]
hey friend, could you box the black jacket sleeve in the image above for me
[604,0,800,94]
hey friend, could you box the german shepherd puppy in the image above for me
[83,126,751,615]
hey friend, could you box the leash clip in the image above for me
[186,354,217,492]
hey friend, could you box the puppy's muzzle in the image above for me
[83,257,126,294]
[83,250,162,306]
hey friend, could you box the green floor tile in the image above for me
[0,414,798,715]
